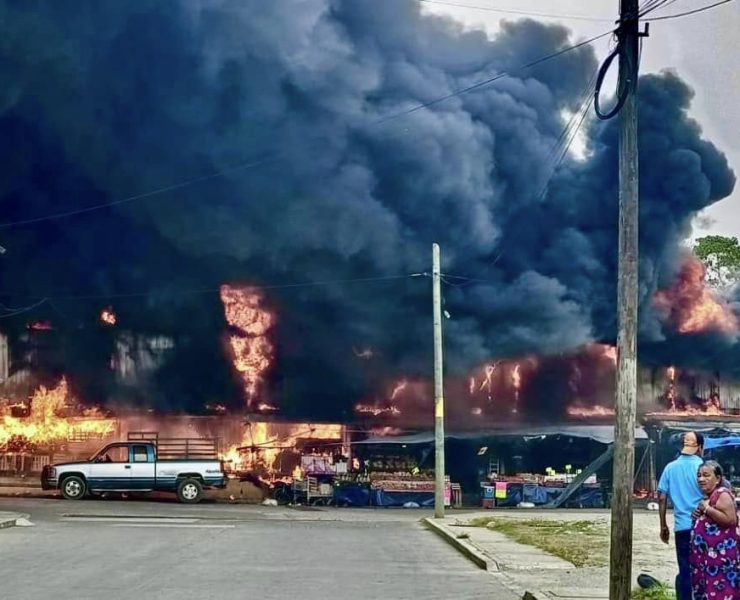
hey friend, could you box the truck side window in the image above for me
[104,446,129,463]
[132,446,149,463]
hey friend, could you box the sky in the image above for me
[419,0,740,240]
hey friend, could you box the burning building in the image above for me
[0,0,736,477]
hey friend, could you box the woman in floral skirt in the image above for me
[690,460,740,599]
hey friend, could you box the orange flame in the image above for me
[0,378,115,450]
[100,308,116,326]
[511,364,521,413]
[368,426,403,436]
[601,345,617,365]
[390,380,408,400]
[479,363,498,393]
[354,404,401,416]
[220,285,275,407]
[566,405,615,418]
[220,422,343,475]
[653,257,739,335]
[666,366,677,410]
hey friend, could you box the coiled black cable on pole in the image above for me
[594,43,628,120]
[594,12,640,121]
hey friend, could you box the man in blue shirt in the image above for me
[658,431,704,600]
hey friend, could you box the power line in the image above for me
[535,71,598,201]
[0,298,48,319]
[374,29,614,125]
[0,28,614,230]
[0,156,273,229]
[0,274,424,302]
[418,0,615,22]
[645,0,735,20]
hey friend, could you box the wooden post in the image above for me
[609,1,640,598]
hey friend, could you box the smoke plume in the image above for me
[0,1,735,417]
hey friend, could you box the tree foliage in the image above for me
[693,235,740,288]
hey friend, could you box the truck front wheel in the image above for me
[177,478,203,504]
[60,476,87,500]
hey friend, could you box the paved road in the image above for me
[0,498,514,600]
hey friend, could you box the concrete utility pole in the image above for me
[432,243,446,519]
[609,1,641,598]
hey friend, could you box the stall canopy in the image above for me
[704,436,740,450]
[355,425,648,446]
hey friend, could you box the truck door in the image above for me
[88,444,133,490]
[128,444,155,490]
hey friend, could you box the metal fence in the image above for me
[0,453,52,474]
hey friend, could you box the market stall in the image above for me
[355,425,649,509]
[334,444,460,507]
[481,469,603,508]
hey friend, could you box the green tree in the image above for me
[693,235,740,288]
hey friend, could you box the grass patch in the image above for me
[631,585,675,600]
[465,518,609,567]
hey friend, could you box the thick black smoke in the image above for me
[0,0,735,417]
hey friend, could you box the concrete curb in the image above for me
[423,518,555,600]
[0,513,29,529]
[423,517,498,571]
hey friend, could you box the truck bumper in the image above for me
[40,466,56,490]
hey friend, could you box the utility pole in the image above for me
[609,1,641,598]
[432,243,446,519]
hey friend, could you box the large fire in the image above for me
[653,256,739,335]
[647,365,725,416]
[221,422,344,476]
[0,378,115,451]
[220,285,275,407]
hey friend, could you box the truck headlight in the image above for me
[48,467,57,478]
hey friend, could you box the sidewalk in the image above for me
[0,476,53,498]
[426,510,678,600]
[0,476,39,488]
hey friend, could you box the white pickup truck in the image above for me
[41,439,227,503]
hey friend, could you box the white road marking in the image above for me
[110,523,235,529]
[61,517,198,524]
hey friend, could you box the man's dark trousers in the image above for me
[675,529,692,600]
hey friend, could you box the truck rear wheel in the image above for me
[177,478,203,504]
[60,476,87,500]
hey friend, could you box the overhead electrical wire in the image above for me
[0,28,614,230]
[0,0,730,231]
[417,0,615,22]
[0,274,424,304]
[534,70,599,201]
[644,0,735,20]
[0,298,48,319]
[374,29,614,125]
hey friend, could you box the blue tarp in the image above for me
[334,485,371,507]
[705,436,740,450]
[371,489,435,507]
[355,425,648,446]
[333,485,435,507]
[493,483,604,508]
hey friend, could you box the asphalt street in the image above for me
[0,498,515,600]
